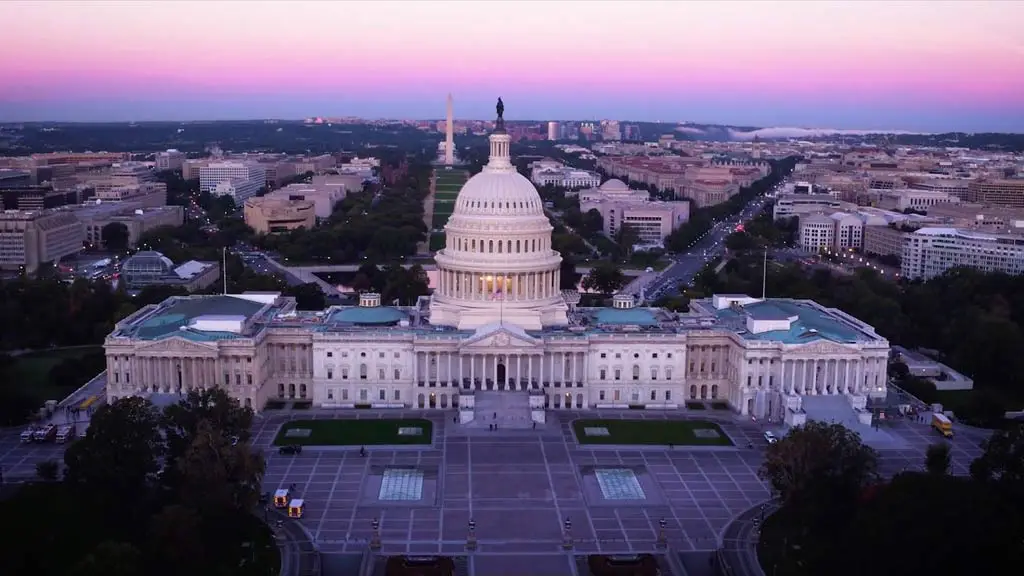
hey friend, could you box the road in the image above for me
[266,507,321,576]
[645,188,782,299]
[718,500,780,576]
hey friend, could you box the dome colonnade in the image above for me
[429,108,568,330]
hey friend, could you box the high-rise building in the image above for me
[547,121,559,141]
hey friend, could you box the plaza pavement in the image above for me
[0,408,994,576]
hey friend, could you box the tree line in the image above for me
[757,420,1024,576]
[0,389,276,576]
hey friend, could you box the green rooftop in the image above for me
[328,306,407,325]
[591,308,659,326]
[131,295,267,340]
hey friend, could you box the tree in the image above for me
[614,223,641,255]
[970,423,1024,484]
[147,505,208,576]
[559,255,580,289]
[285,282,326,310]
[69,541,143,576]
[580,208,604,235]
[924,442,951,475]
[100,222,131,252]
[64,396,163,501]
[176,419,265,516]
[837,473,1024,576]
[161,388,253,477]
[36,459,60,481]
[725,231,757,252]
[759,421,879,506]
[582,262,626,295]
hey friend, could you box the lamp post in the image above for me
[369,518,381,551]
[562,517,573,550]
[466,519,477,550]
[657,518,667,549]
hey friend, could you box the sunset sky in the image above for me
[1,0,1022,131]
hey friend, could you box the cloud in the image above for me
[728,127,928,140]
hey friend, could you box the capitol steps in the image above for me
[469,391,534,429]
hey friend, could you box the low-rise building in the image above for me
[243,197,316,234]
[199,162,267,203]
[72,203,184,248]
[967,178,1024,208]
[529,159,601,189]
[155,149,186,172]
[774,193,849,220]
[579,179,689,245]
[873,188,958,212]
[267,181,346,220]
[901,227,1024,280]
[0,209,84,272]
[863,224,912,258]
[797,213,836,251]
[120,250,220,292]
[685,179,741,208]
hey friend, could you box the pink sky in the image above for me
[1,0,1022,129]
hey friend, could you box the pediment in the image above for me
[137,336,219,355]
[461,326,538,350]
[793,339,854,356]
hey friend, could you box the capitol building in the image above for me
[102,110,890,426]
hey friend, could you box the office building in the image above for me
[547,121,559,141]
[0,209,84,272]
[967,178,1024,208]
[200,162,267,203]
[73,203,185,248]
[243,197,316,233]
[155,150,186,172]
[579,179,689,245]
[901,227,1024,280]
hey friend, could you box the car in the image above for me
[279,444,303,455]
[763,431,778,444]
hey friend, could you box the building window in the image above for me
[652,353,658,359]
[327,371,333,380]
[614,369,621,381]
[599,369,606,380]
[342,368,349,379]
[360,364,367,379]
[613,390,620,401]
[327,389,334,400]
[665,390,671,401]
[650,390,657,401]
[650,368,658,380]
[379,352,385,359]
[379,389,386,401]
[246,374,253,386]
[599,390,606,400]
[666,368,672,380]
[394,369,401,380]
[632,365,640,381]
[600,353,607,358]
[326,351,333,357]
[224,374,230,386]
[378,368,385,380]
[359,389,367,401]
[394,389,401,401]
[342,389,349,401]
[235,374,241,386]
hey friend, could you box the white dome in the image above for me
[599,178,629,191]
[454,170,545,217]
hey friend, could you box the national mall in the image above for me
[102,119,890,426]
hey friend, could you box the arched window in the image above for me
[489,240,494,253]
[689,385,697,399]
[278,383,285,398]
[498,241,502,253]
[506,240,511,253]
[632,365,640,380]
[516,240,521,252]
[417,393,425,408]
[299,384,307,399]
[472,239,476,251]
[440,394,448,408]
[288,383,296,398]
[711,384,719,399]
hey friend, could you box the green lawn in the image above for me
[273,418,434,446]
[6,346,104,404]
[572,419,734,446]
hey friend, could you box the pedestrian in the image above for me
[493,412,497,419]
[532,422,536,430]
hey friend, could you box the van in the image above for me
[56,424,76,444]
[931,413,953,438]
[33,424,57,442]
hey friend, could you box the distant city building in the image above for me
[902,227,1024,280]
[600,120,621,141]
[528,159,600,190]
[243,197,316,234]
[547,121,559,141]
[155,149,186,172]
[773,193,848,220]
[199,162,266,203]
[0,209,84,272]
[73,203,184,248]
[579,179,690,245]
[967,178,1024,208]
[119,250,220,292]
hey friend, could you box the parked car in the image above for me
[763,431,779,444]
[279,444,303,455]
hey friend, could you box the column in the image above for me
[447,353,452,385]
[571,352,577,385]
[470,354,475,385]
[527,354,533,385]
[516,355,522,388]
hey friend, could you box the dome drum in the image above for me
[428,102,568,331]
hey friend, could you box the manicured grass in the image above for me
[6,346,104,404]
[572,419,733,446]
[273,418,434,446]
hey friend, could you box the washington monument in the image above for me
[444,93,455,166]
